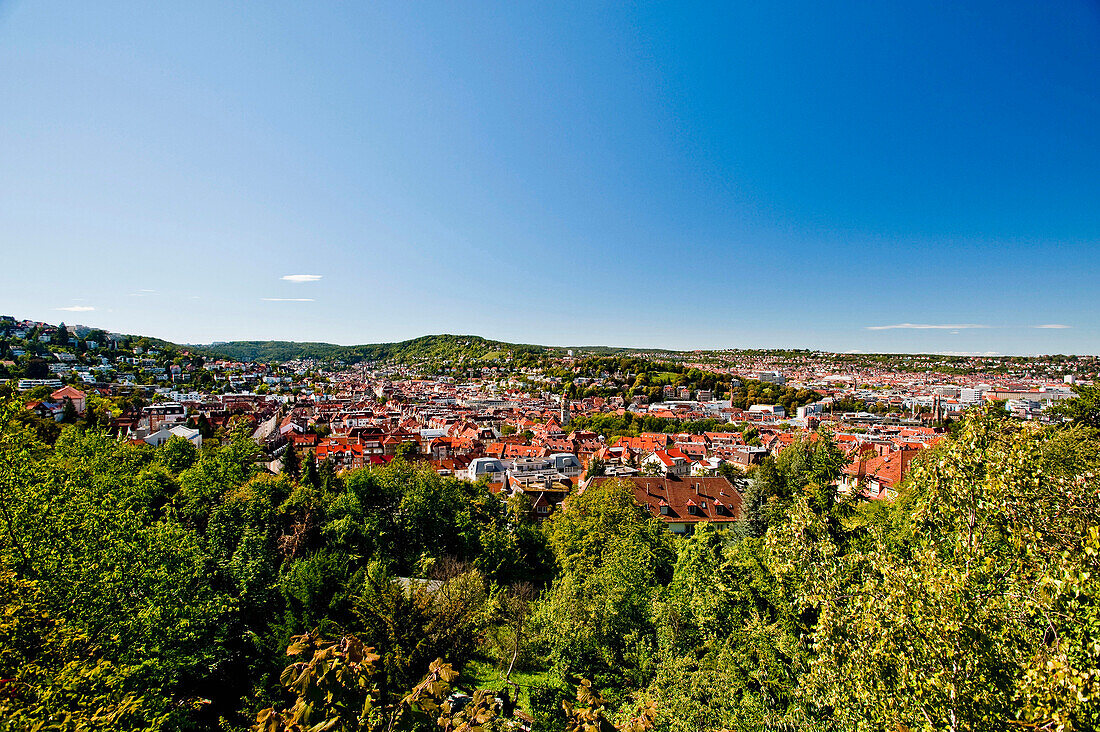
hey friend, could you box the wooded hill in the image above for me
[194,334,545,364]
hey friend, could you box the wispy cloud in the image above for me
[55,305,95,312]
[866,323,989,331]
[281,274,322,283]
[127,289,158,297]
[936,351,1002,357]
[262,298,315,302]
[1033,324,1071,329]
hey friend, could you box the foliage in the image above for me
[199,334,544,366]
[1051,383,1100,428]
[773,415,1100,731]
[1,391,1099,731]
[254,632,498,732]
[534,479,674,697]
[353,565,491,696]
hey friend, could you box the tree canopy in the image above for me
[0,393,1096,731]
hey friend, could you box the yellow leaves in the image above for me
[576,678,601,707]
[618,697,658,732]
[561,679,657,732]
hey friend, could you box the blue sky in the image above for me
[1,1,1097,354]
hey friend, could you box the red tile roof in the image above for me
[590,475,743,525]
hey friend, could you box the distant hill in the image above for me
[194,334,546,364]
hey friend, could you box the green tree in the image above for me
[394,440,418,460]
[0,414,233,728]
[585,457,606,479]
[1051,384,1100,428]
[52,322,69,347]
[534,479,674,698]
[60,396,77,423]
[24,357,48,379]
[283,441,301,479]
[302,449,319,489]
[253,632,497,732]
[649,524,814,731]
[156,434,199,472]
[775,415,1100,731]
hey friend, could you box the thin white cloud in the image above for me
[55,305,95,312]
[262,298,315,302]
[281,274,322,283]
[1033,324,1071,329]
[866,323,990,331]
[935,351,1002,357]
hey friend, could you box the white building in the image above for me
[466,457,508,483]
[796,403,824,419]
[144,424,202,448]
[17,378,63,390]
[753,371,786,385]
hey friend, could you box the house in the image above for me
[17,378,63,390]
[589,475,743,535]
[496,473,572,523]
[640,448,691,477]
[838,448,921,500]
[691,456,725,476]
[143,402,186,430]
[50,386,86,414]
[466,457,508,483]
[144,424,203,448]
[26,401,64,421]
[316,440,366,470]
[547,452,583,478]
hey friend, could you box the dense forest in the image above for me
[196,335,545,366]
[0,386,1098,731]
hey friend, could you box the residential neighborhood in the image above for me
[2,315,1090,526]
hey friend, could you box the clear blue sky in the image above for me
[1,1,1098,354]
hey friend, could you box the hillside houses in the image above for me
[4,315,1085,526]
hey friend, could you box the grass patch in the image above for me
[457,653,554,716]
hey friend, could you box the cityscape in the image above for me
[1,313,1093,526]
[1,1,1098,730]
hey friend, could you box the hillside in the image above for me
[195,334,546,364]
